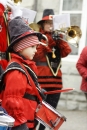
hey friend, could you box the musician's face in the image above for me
[43,20,53,32]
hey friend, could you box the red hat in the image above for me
[37,9,54,24]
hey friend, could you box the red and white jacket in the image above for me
[76,46,87,92]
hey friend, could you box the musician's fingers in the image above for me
[7,0,22,19]
[6,2,13,9]
[7,0,14,6]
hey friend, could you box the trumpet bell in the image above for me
[67,26,82,38]
[66,26,82,47]
[29,23,41,32]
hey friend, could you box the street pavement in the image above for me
[36,109,87,130]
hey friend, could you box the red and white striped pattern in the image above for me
[13,35,40,52]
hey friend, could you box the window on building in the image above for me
[59,0,87,62]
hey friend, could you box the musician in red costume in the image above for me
[34,9,72,130]
[0,0,9,70]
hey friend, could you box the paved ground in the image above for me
[36,109,87,130]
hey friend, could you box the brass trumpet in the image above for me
[52,26,82,48]
[66,26,82,47]
[29,23,82,48]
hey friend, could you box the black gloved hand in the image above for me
[12,123,28,130]
[52,30,60,41]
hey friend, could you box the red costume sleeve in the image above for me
[3,70,28,126]
[76,47,87,80]
[0,3,9,70]
[57,39,72,57]
[46,33,72,57]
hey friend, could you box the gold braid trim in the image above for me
[46,55,61,77]
[3,11,11,60]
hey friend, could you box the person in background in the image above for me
[76,46,87,101]
[1,1,47,130]
[0,0,9,70]
[34,9,72,130]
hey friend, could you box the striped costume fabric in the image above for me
[13,36,40,52]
